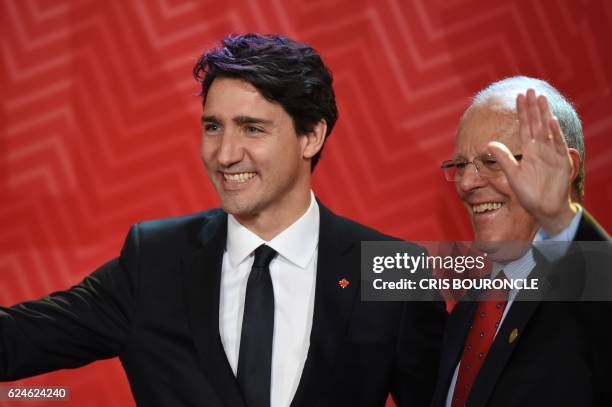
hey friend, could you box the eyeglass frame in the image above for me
[440,152,523,182]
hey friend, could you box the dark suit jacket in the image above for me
[1,202,446,406]
[431,211,612,407]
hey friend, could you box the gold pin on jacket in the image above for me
[509,328,519,343]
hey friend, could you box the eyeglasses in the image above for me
[440,152,523,182]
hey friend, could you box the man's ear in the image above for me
[568,148,580,183]
[302,119,327,159]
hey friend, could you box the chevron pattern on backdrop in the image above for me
[2,1,611,405]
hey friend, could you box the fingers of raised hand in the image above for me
[488,141,520,178]
[527,89,545,140]
[549,115,569,153]
[537,94,555,141]
[517,93,531,145]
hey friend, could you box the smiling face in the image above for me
[201,77,314,237]
[454,99,539,252]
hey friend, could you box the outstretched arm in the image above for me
[0,226,140,380]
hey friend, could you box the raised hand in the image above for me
[488,89,578,236]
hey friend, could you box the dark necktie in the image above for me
[237,244,278,407]
[451,271,509,407]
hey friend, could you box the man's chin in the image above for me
[474,237,531,262]
[220,197,252,217]
[473,238,502,254]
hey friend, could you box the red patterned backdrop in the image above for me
[1,0,611,405]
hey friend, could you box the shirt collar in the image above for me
[491,248,535,282]
[534,204,583,242]
[490,204,584,281]
[226,191,319,269]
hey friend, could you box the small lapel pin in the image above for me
[338,278,350,289]
[509,328,519,344]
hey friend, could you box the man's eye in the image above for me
[204,123,219,132]
[482,159,498,167]
[245,126,263,134]
[455,162,467,169]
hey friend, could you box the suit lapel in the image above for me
[466,302,540,406]
[576,209,610,241]
[290,203,361,407]
[184,211,246,407]
[467,256,552,407]
[432,299,477,406]
[442,210,608,406]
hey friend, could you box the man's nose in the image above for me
[217,131,243,167]
[457,163,488,192]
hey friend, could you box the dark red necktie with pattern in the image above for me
[451,271,508,407]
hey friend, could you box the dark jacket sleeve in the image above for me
[391,298,447,406]
[390,243,447,406]
[0,224,141,380]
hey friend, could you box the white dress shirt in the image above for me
[444,208,584,407]
[219,192,319,407]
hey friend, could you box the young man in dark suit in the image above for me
[0,33,446,407]
[433,76,611,407]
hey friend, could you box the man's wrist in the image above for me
[540,202,579,237]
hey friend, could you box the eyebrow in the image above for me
[201,115,273,126]
[451,152,496,161]
[202,115,220,124]
[233,115,273,126]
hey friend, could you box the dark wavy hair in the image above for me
[193,33,338,170]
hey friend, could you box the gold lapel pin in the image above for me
[338,278,350,289]
[509,328,519,344]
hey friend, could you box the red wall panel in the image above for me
[1,0,611,405]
